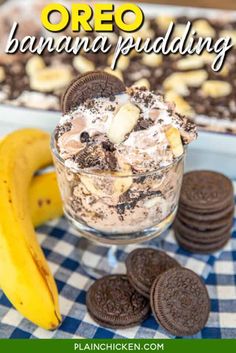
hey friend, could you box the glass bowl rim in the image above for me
[51,133,186,179]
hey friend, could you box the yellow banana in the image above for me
[0,137,63,227]
[0,129,61,329]
[30,172,63,227]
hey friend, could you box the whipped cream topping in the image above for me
[55,87,197,173]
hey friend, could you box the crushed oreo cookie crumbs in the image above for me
[54,121,72,140]
[80,131,90,143]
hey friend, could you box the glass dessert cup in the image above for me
[51,136,185,277]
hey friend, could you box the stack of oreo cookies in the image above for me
[174,171,234,254]
[86,248,210,336]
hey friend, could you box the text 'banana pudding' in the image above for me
[53,71,197,236]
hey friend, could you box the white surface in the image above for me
[0,105,59,134]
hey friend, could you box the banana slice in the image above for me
[193,19,215,37]
[164,70,208,96]
[30,66,72,92]
[113,163,133,195]
[163,73,189,96]
[165,126,184,158]
[132,78,150,89]
[220,30,236,46]
[201,80,232,98]
[107,103,140,144]
[173,24,187,37]
[165,91,195,117]
[142,53,163,67]
[108,55,129,71]
[176,55,204,70]
[80,164,132,197]
[26,56,45,76]
[182,70,208,87]
[73,56,95,73]
[0,66,5,82]
[200,52,216,64]
[80,175,105,197]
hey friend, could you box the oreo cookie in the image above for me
[150,267,210,336]
[174,223,230,246]
[180,171,234,212]
[61,71,126,114]
[126,248,180,298]
[175,170,234,254]
[178,202,234,222]
[174,219,231,253]
[85,248,211,334]
[86,274,150,329]
[174,217,233,241]
[175,230,230,253]
[178,207,234,230]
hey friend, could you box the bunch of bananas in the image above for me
[0,129,64,329]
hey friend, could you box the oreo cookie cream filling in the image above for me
[53,71,197,235]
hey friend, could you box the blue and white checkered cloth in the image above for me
[0,183,235,339]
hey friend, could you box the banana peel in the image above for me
[0,129,61,330]
[30,172,63,227]
[0,136,63,227]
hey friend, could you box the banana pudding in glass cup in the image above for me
[51,71,197,276]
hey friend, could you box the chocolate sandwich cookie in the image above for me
[178,206,234,230]
[174,216,232,253]
[86,274,150,329]
[174,218,233,242]
[174,224,230,246]
[175,230,230,254]
[178,202,234,222]
[150,267,210,336]
[61,71,126,114]
[126,248,180,298]
[175,170,234,254]
[180,171,234,213]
